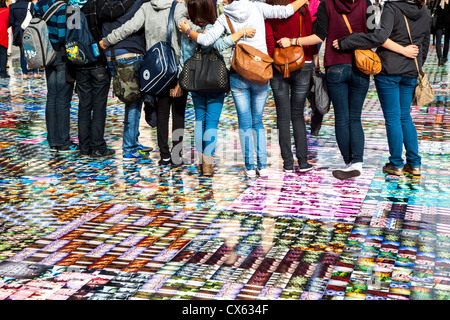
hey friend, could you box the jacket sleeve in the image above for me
[197,15,226,47]
[98,0,136,21]
[213,34,234,52]
[421,20,430,66]
[256,2,294,19]
[103,5,146,47]
[174,2,201,33]
[338,4,394,51]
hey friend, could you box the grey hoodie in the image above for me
[102,0,199,62]
[197,0,295,55]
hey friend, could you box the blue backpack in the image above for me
[65,6,98,65]
[139,1,178,95]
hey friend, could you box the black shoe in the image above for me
[92,148,115,158]
[58,142,79,153]
[79,150,92,157]
[158,158,171,166]
[298,163,314,173]
[50,146,58,152]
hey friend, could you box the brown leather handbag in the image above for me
[273,15,305,78]
[226,15,274,86]
[342,14,382,75]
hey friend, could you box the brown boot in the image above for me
[197,152,203,174]
[403,163,421,175]
[202,154,214,176]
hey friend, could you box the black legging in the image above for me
[436,27,450,59]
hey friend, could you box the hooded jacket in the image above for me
[196,0,295,55]
[338,0,431,77]
[102,0,196,63]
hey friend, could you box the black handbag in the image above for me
[179,45,230,94]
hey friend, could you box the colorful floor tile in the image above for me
[0,43,449,306]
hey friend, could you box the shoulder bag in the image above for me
[404,15,434,106]
[179,44,230,94]
[139,1,178,95]
[273,14,305,78]
[342,14,382,75]
[225,15,274,86]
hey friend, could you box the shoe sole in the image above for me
[332,169,361,180]
[123,157,144,161]
[382,169,402,175]
[298,167,314,173]
[58,149,79,153]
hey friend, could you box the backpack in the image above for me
[22,1,66,69]
[64,6,99,65]
[139,1,178,95]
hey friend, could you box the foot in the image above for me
[79,149,92,157]
[298,163,314,173]
[123,151,148,161]
[158,158,171,166]
[58,142,79,153]
[92,148,115,158]
[403,163,421,175]
[256,168,268,178]
[332,162,362,180]
[244,168,257,178]
[137,144,153,153]
[382,162,402,175]
[283,166,294,173]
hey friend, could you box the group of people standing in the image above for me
[5,0,434,180]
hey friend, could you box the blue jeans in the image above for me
[107,55,144,154]
[270,63,312,168]
[45,52,74,147]
[326,64,369,164]
[192,92,225,157]
[19,49,37,75]
[230,73,269,170]
[374,74,420,168]
[75,65,111,153]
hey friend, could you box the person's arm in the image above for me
[256,0,308,19]
[265,21,275,57]
[179,15,226,47]
[420,21,430,65]
[381,39,418,59]
[277,34,322,48]
[99,5,146,49]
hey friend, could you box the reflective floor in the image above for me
[0,45,449,301]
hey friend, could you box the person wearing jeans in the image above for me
[374,75,420,169]
[336,0,431,176]
[45,52,76,151]
[265,1,318,173]
[326,63,369,167]
[75,65,112,157]
[230,73,269,175]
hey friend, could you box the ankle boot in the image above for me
[202,154,214,176]
[197,152,203,174]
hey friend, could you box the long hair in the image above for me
[414,0,425,6]
[186,0,217,28]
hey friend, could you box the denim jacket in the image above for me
[178,24,234,76]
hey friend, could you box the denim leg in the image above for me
[20,49,28,75]
[326,64,352,164]
[290,64,312,166]
[231,74,255,170]
[399,76,421,167]
[192,93,207,154]
[348,67,369,163]
[271,70,294,168]
[108,57,143,154]
[375,75,404,167]
[327,64,367,164]
[203,93,225,156]
[250,82,269,170]
[45,53,74,147]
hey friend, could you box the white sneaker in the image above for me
[332,162,362,180]
[244,168,257,178]
[256,168,268,178]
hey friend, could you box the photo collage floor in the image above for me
[0,45,449,301]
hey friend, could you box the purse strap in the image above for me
[342,14,353,34]
[166,1,177,45]
[403,14,421,74]
[225,15,235,34]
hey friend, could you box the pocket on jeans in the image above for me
[326,68,343,84]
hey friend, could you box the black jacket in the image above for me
[8,0,33,46]
[338,1,431,77]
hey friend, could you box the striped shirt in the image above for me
[34,0,68,51]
